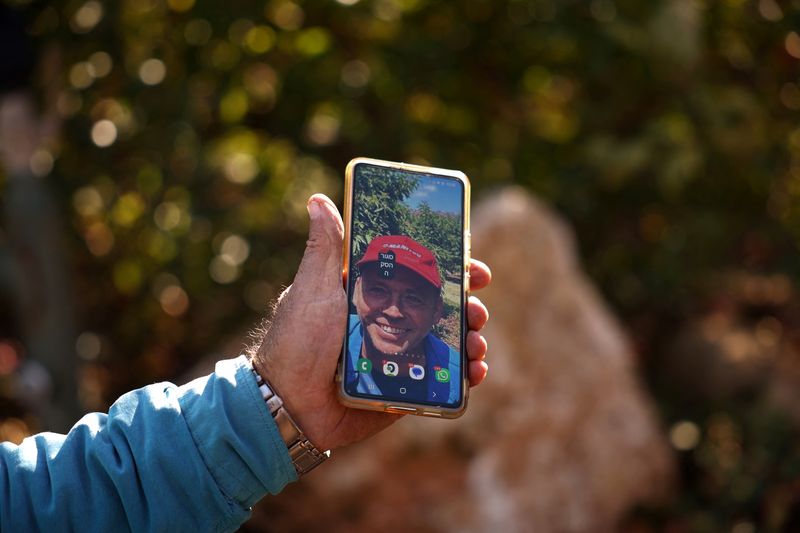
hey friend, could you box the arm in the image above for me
[0,193,491,530]
[0,356,295,532]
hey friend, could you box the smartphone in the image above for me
[337,157,471,418]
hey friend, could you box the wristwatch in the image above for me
[250,363,330,476]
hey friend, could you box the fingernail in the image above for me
[308,200,320,219]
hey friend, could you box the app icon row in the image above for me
[356,358,450,383]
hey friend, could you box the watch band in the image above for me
[250,363,330,476]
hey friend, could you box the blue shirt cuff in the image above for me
[177,356,298,508]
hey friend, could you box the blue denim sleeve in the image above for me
[0,356,297,532]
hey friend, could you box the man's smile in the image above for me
[376,323,409,335]
[354,266,444,356]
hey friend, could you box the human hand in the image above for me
[251,194,490,452]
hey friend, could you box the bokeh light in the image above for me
[167,0,196,13]
[87,51,113,78]
[158,285,190,317]
[185,19,213,46]
[0,418,30,446]
[209,256,240,284]
[786,31,800,59]
[29,149,54,177]
[223,153,259,184]
[267,1,304,31]
[70,1,104,34]
[669,420,701,451]
[75,332,102,361]
[0,342,20,376]
[218,234,250,266]
[90,120,117,147]
[69,62,94,89]
[139,59,167,86]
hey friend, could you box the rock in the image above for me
[245,187,674,532]
[461,187,674,531]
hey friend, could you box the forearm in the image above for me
[0,356,296,532]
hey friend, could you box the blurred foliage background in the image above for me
[1,0,800,530]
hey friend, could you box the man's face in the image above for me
[353,265,443,355]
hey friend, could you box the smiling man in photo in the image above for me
[345,235,460,404]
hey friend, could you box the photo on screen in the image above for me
[349,164,464,353]
[343,161,465,407]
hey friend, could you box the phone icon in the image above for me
[357,358,372,373]
[434,367,450,383]
[409,364,425,381]
[383,361,399,377]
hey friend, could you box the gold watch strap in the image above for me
[250,364,330,476]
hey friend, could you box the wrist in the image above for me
[248,359,330,476]
[250,354,322,449]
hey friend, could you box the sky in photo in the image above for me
[404,175,463,214]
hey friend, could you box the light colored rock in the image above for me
[461,187,674,532]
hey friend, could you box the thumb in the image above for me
[292,194,344,293]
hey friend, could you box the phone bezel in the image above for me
[337,157,471,419]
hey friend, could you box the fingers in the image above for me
[468,296,488,330]
[468,360,489,387]
[465,299,489,385]
[466,330,487,361]
[468,259,491,291]
[465,261,490,385]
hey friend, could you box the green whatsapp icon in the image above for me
[435,368,450,383]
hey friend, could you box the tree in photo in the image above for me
[405,201,461,284]
[351,166,416,260]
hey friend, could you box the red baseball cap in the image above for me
[357,235,442,289]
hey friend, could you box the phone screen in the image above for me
[343,161,466,409]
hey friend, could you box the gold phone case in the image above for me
[336,157,471,419]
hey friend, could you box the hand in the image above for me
[252,194,491,451]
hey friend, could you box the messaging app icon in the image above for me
[434,367,450,383]
[382,361,399,377]
[357,358,372,373]
[409,364,425,381]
